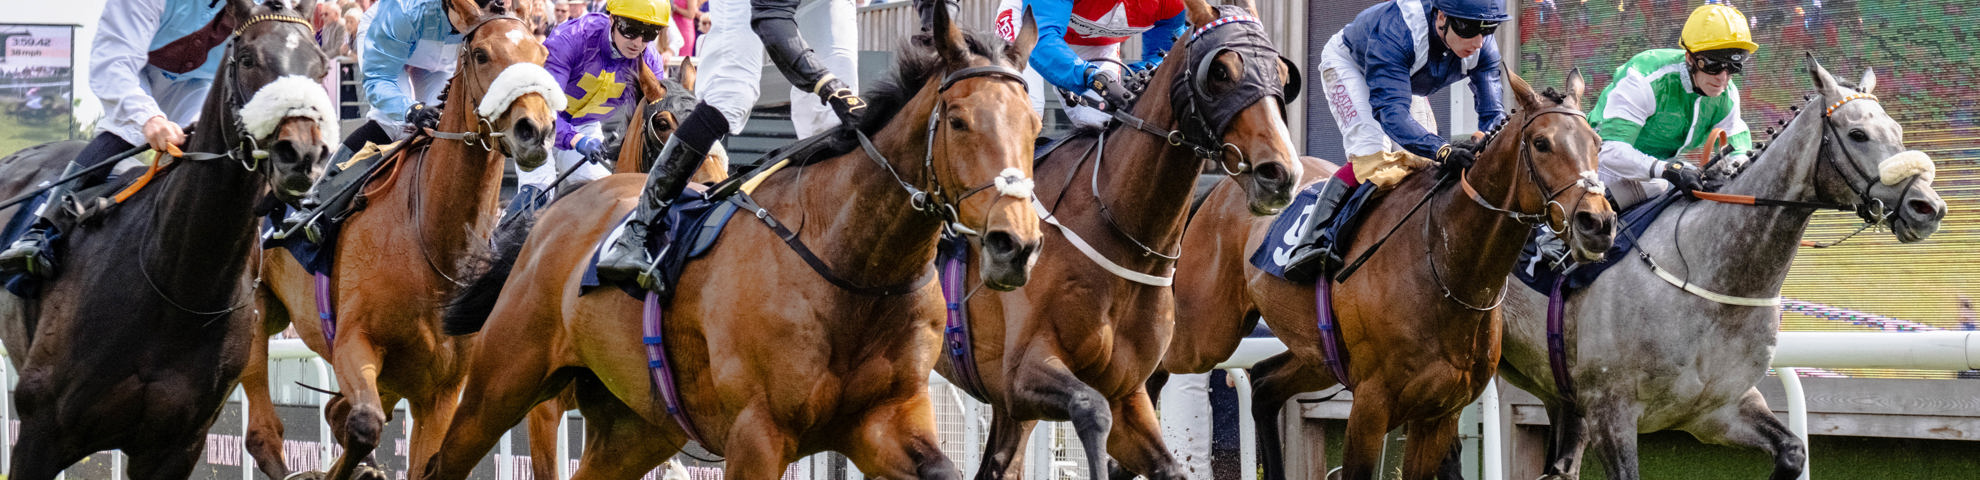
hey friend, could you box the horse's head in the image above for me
[879,4,1042,290]
[1164,0,1303,215]
[1801,55,1945,242]
[443,0,561,169]
[1481,69,1616,263]
[225,0,338,204]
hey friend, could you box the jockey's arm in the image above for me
[1592,69,1673,181]
[1363,31,1443,160]
[1468,40,1507,131]
[544,24,583,150]
[92,0,170,147]
[1023,0,1101,94]
[360,0,427,123]
[915,0,959,32]
[1130,12,1186,72]
[751,0,844,100]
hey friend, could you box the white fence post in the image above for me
[1778,368,1811,480]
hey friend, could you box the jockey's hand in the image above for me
[1089,70,1134,111]
[819,78,867,128]
[405,102,442,132]
[1436,142,1477,171]
[575,136,605,156]
[1660,160,1705,192]
[141,115,187,152]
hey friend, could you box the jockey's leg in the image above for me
[0,132,136,276]
[787,0,860,137]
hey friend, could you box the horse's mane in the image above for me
[856,30,1016,137]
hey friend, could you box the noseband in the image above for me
[426,15,529,155]
[206,13,320,172]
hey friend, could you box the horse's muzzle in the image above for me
[978,230,1037,291]
[504,117,550,170]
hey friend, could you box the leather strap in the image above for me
[728,193,934,297]
[1029,198,1173,286]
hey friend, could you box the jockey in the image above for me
[593,0,865,289]
[1590,2,1756,209]
[340,0,469,154]
[1027,0,1186,128]
[2,0,249,276]
[538,0,669,202]
[1281,0,1508,282]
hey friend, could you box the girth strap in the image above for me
[726,193,934,297]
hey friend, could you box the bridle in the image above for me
[856,64,1035,238]
[1689,93,1901,227]
[202,13,321,173]
[424,14,529,156]
[1457,105,1604,234]
[1093,12,1300,179]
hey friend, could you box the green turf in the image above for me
[0,101,76,157]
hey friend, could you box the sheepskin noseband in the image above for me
[478,63,567,119]
[239,75,341,145]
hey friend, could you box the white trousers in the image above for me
[1159,372,1216,479]
[697,0,859,137]
[518,121,612,194]
[1318,32,1436,159]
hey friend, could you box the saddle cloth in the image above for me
[262,140,412,275]
[1514,191,1682,293]
[1248,181,1325,280]
[582,188,741,299]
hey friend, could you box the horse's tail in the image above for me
[441,210,537,336]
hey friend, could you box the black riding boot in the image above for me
[0,133,133,277]
[1281,178,1375,283]
[595,103,728,291]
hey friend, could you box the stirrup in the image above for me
[0,234,55,278]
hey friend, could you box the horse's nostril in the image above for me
[511,119,541,143]
[1907,199,1940,218]
[1252,162,1288,186]
[1576,212,1614,235]
[983,231,1016,256]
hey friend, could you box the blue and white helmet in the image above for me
[1433,0,1511,23]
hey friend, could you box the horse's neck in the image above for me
[1651,101,1826,296]
[1430,133,1548,278]
[1089,70,1200,262]
[411,109,507,252]
[145,112,264,300]
[769,95,943,287]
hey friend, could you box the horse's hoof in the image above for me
[353,464,391,480]
[282,471,326,480]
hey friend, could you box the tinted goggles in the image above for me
[614,18,661,42]
[1447,17,1499,39]
[1693,55,1745,75]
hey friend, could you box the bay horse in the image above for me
[0,0,335,477]
[419,7,1042,479]
[1160,71,1617,480]
[1495,56,1945,480]
[239,1,559,478]
[933,1,1301,479]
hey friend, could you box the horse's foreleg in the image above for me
[1009,355,1115,480]
[973,410,1037,480]
[1541,402,1589,479]
[1248,351,1332,480]
[1104,386,1183,480]
[123,440,206,480]
[1337,388,1396,480]
[1688,388,1806,480]
[1400,415,1461,480]
[7,419,88,480]
[1585,401,1642,480]
[567,380,682,480]
[840,391,959,480]
[324,335,390,480]
[527,391,573,480]
[242,332,292,480]
[418,340,572,480]
[722,407,798,480]
[406,388,466,480]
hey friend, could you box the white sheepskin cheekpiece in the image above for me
[1877,150,1935,185]
[239,75,340,144]
[478,63,567,119]
[994,167,1035,199]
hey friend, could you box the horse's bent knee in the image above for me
[346,404,388,449]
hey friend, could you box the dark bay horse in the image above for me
[1161,71,1617,480]
[241,1,558,478]
[0,0,334,477]
[934,1,1301,479]
[1496,56,1945,480]
[420,8,1042,479]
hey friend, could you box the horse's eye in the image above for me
[1214,64,1232,82]
[237,53,257,68]
[948,116,969,132]
[1849,129,1870,143]
[474,50,491,65]
[1532,137,1551,153]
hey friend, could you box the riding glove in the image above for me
[1660,160,1705,192]
[1088,69,1135,111]
[575,136,605,156]
[405,102,442,132]
[1436,142,1477,171]
[818,77,867,128]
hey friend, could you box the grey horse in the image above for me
[1496,55,1948,480]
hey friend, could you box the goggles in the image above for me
[1447,17,1499,39]
[614,17,661,42]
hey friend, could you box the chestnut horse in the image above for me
[1161,71,1617,480]
[0,1,334,477]
[932,1,1301,479]
[238,1,558,479]
[418,6,1041,479]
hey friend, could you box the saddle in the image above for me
[263,138,421,275]
[1514,191,1681,293]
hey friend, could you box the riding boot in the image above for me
[0,161,88,277]
[596,103,729,291]
[1280,176,1354,283]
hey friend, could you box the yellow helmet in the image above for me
[1681,4,1758,54]
[607,0,671,28]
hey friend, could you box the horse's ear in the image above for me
[445,0,484,37]
[1805,52,1840,96]
[928,0,968,66]
[1505,66,1538,110]
[1005,9,1037,68]
[1182,0,1217,27]
[225,0,260,23]
[679,56,698,92]
[1858,67,1877,95]
[1564,67,1586,109]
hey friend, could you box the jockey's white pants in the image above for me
[1159,372,1216,479]
[1318,32,1437,160]
[697,0,859,138]
[521,121,613,196]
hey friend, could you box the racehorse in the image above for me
[0,0,334,477]
[932,1,1301,478]
[1495,55,1945,480]
[418,5,1042,478]
[241,1,559,478]
[1160,71,1618,480]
